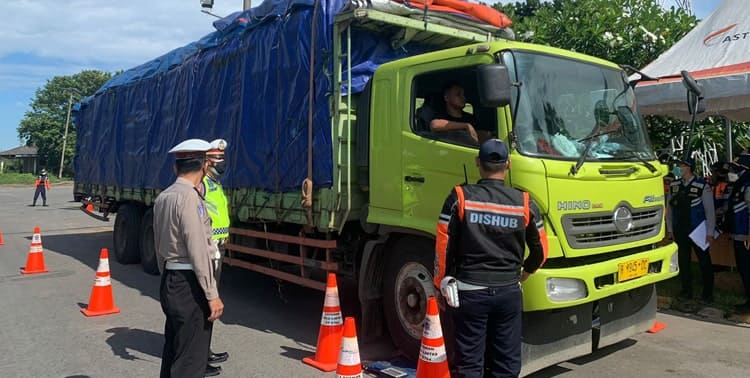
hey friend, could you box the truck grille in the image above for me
[561,205,662,249]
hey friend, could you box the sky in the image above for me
[0,0,723,152]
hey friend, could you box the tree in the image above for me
[17,70,113,176]
[495,0,697,69]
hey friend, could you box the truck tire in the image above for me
[139,208,160,275]
[113,203,143,264]
[383,236,439,360]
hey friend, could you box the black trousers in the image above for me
[450,283,522,378]
[674,232,714,300]
[33,186,46,205]
[160,270,213,378]
[733,241,750,301]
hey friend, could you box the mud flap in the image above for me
[597,284,656,349]
[521,303,593,376]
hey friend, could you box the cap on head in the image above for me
[729,153,750,172]
[675,157,696,171]
[40,169,47,175]
[478,139,509,164]
[168,139,211,160]
[207,139,227,157]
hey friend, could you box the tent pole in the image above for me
[725,116,733,160]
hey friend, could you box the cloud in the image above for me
[0,0,238,73]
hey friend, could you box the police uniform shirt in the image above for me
[154,177,218,300]
[666,176,715,234]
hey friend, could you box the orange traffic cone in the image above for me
[336,317,363,378]
[86,203,94,212]
[416,296,451,378]
[20,226,48,274]
[303,273,344,372]
[81,248,120,317]
[647,320,666,334]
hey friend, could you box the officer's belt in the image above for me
[457,270,521,286]
[165,261,194,270]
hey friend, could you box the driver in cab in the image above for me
[430,81,492,145]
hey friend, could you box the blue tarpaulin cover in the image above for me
[73,0,431,191]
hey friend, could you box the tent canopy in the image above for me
[635,0,750,121]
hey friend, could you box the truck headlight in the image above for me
[546,278,587,302]
[669,250,679,272]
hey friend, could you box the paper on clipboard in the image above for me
[689,221,718,251]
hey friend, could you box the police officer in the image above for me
[666,157,715,303]
[154,139,224,378]
[199,139,230,365]
[434,139,547,378]
[32,169,50,206]
[725,154,750,313]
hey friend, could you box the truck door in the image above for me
[400,66,498,234]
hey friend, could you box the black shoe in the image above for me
[208,351,229,364]
[204,364,221,377]
[42,204,48,207]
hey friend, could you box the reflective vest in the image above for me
[727,181,750,236]
[669,177,706,232]
[202,176,230,240]
[712,181,729,210]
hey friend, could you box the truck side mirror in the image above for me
[477,64,512,107]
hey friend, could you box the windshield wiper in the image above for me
[620,150,658,173]
[570,128,621,176]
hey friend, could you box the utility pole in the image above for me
[59,93,73,179]
[243,0,251,10]
[59,88,81,179]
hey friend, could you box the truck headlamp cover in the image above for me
[546,278,587,302]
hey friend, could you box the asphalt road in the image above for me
[1,184,750,378]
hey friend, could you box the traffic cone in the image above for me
[336,317,363,378]
[20,226,48,274]
[86,203,94,212]
[303,272,344,372]
[0,227,5,245]
[81,248,120,317]
[647,320,666,334]
[416,296,451,378]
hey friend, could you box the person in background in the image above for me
[32,169,51,206]
[666,157,715,304]
[725,154,750,313]
[199,139,230,367]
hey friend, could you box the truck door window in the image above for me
[411,69,497,147]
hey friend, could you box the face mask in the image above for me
[211,160,226,175]
[729,172,740,182]
[672,166,682,179]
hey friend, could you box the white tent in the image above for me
[635,0,750,122]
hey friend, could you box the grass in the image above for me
[0,172,72,185]
[656,264,747,317]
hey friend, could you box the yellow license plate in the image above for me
[618,258,649,282]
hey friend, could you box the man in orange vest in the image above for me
[32,169,51,206]
[434,139,548,377]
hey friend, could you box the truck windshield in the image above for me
[503,50,655,161]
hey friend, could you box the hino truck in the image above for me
[73,0,678,374]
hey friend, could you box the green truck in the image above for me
[74,2,678,374]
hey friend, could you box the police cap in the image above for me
[168,139,211,160]
[207,139,227,157]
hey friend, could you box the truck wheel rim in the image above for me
[394,262,436,340]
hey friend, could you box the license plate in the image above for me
[618,258,649,282]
